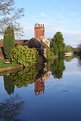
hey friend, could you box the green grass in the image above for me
[0,59,16,68]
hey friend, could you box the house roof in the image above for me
[0,40,28,47]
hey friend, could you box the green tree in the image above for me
[51,32,65,57]
[0,0,24,35]
[3,26,15,59]
[64,45,74,52]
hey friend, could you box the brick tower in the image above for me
[34,23,45,40]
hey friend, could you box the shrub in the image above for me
[10,45,39,67]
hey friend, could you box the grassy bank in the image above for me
[0,59,15,68]
[0,59,23,73]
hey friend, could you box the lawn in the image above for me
[0,59,16,68]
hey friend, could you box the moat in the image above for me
[0,57,81,121]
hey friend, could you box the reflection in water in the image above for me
[64,55,74,62]
[4,75,14,95]
[50,57,65,79]
[2,58,66,95]
[0,57,81,121]
[0,95,24,121]
[78,57,81,66]
[34,77,44,95]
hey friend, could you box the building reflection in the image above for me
[34,71,51,96]
[34,77,44,95]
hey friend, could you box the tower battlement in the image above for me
[34,23,45,40]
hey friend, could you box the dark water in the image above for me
[0,57,81,121]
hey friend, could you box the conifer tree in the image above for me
[3,26,15,58]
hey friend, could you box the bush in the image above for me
[10,45,39,67]
[3,26,15,59]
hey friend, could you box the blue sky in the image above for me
[15,0,81,47]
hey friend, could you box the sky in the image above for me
[14,0,81,47]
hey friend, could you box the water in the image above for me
[0,57,81,121]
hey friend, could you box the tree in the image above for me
[51,32,65,56]
[0,0,24,36]
[3,26,15,58]
[0,0,14,15]
[64,45,74,52]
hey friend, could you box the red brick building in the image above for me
[34,23,45,40]
[34,78,44,95]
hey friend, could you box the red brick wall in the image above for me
[0,40,28,47]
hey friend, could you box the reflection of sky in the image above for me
[64,58,81,74]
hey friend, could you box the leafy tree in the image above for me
[3,26,15,58]
[51,32,65,56]
[0,0,24,36]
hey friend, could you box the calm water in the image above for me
[0,57,81,121]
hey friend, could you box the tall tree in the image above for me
[51,32,65,56]
[3,26,15,58]
[0,0,24,36]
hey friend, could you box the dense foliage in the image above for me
[3,26,15,59]
[10,45,39,67]
[50,57,65,79]
[51,32,65,57]
[3,64,44,88]
[46,48,55,59]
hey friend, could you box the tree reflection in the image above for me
[64,56,74,62]
[2,64,45,89]
[0,95,24,121]
[4,75,14,95]
[50,57,65,79]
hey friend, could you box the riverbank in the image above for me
[0,59,23,74]
[0,64,23,74]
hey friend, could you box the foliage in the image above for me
[51,32,65,57]
[46,48,54,59]
[3,26,15,59]
[64,56,74,62]
[10,67,38,88]
[0,96,24,121]
[5,64,44,88]
[0,0,24,36]
[10,45,39,67]
[50,57,65,79]
[4,75,14,95]
[64,45,74,52]
[74,44,81,56]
